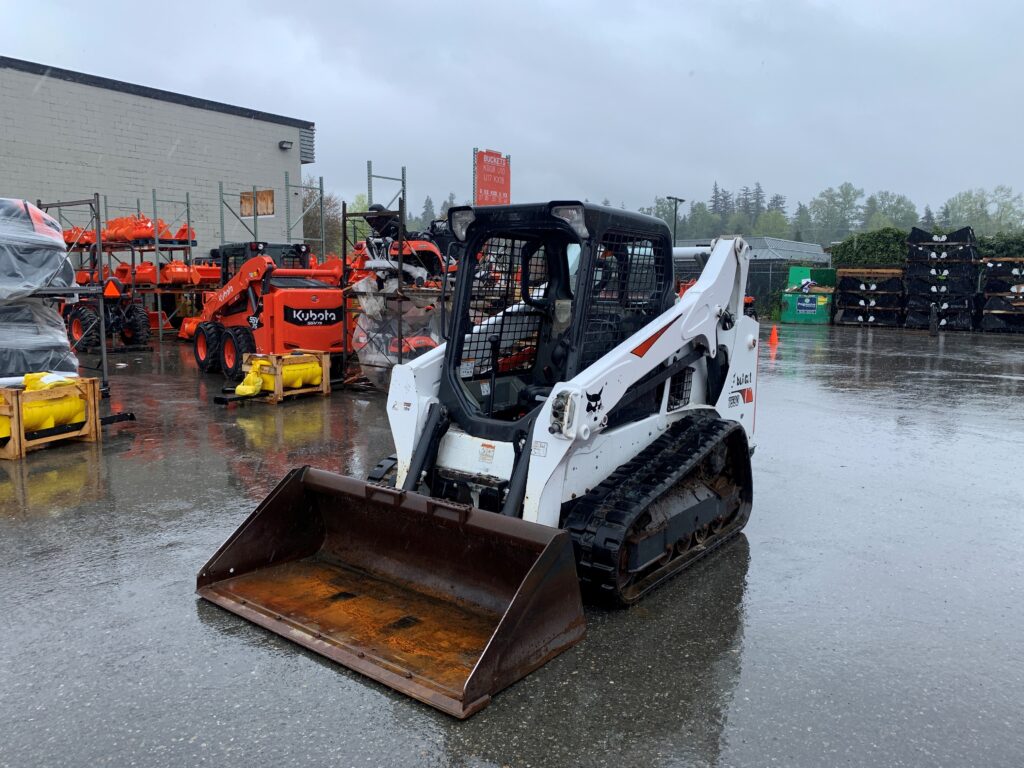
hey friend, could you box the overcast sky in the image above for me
[3,0,1022,215]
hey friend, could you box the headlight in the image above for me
[449,208,476,242]
[551,205,588,239]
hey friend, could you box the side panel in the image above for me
[265,291,347,355]
[560,414,666,502]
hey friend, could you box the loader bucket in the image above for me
[196,467,585,718]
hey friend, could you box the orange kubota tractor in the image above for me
[184,242,345,378]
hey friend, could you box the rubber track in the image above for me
[565,411,750,603]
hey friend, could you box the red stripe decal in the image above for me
[631,316,679,357]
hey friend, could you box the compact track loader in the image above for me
[198,202,758,717]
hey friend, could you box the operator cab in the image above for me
[201,242,315,285]
[441,202,674,441]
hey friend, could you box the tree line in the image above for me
[303,174,1024,255]
[639,182,1024,245]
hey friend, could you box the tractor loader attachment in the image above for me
[196,467,585,718]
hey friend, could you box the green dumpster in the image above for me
[786,266,836,288]
[781,292,832,324]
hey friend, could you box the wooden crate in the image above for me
[0,378,101,461]
[835,268,904,278]
[240,351,331,404]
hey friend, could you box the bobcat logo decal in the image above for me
[585,388,604,414]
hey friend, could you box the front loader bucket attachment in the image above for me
[197,467,585,718]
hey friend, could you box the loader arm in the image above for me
[196,255,273,323]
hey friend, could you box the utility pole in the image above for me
[667,195,685,245]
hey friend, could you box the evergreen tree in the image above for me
[921,205,936,229]
[439,192,458,217]
[720,189,734,217]
[767,193,787,216]
[421,195,436,224]
[860,195,880,230]
[938,203,952,229]
[752,182,766,219]
[709,182,722,216]
[737,186,753,218]
[791,202,813,242]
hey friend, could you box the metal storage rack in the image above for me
[34,194,110,393]
[284,173,326,254]
[102,190,199,342]
[339,198,436,388]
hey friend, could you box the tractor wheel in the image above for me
[120,304,151,346]
[67,304,102,350]
[194,322,223,372]
[220,326,256,380]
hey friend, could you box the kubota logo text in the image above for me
[284,306,342,326]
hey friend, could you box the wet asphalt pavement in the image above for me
[2,326,1023,767]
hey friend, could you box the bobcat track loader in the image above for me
[198,202,758,718]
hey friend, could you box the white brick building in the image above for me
[0,57,315,253]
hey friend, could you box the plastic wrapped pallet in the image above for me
[0,299,78,376]
[0,199,75,300]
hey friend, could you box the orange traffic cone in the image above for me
[768,324,779,346]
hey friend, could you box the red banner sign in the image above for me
[474,149,510,206]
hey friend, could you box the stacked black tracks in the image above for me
[981,256,1024,333]
[904,226,979,331]
[565,411,752,606]
[833,268,905,327]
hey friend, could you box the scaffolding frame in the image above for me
[103,189,195,266]
[218,182,266,244]
[93,189,199,345]
[367,161,406,209]
[34,193,110,394]
[284,173,326,254]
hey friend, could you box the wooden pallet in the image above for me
[0,378,101,460]
[835,267,905,278]
[238,351,331,404]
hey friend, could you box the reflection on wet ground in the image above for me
[1,327,1022,766]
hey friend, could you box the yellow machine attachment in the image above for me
[0,374,87,439]
[197,468,585,718]
[234,357,323,396]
